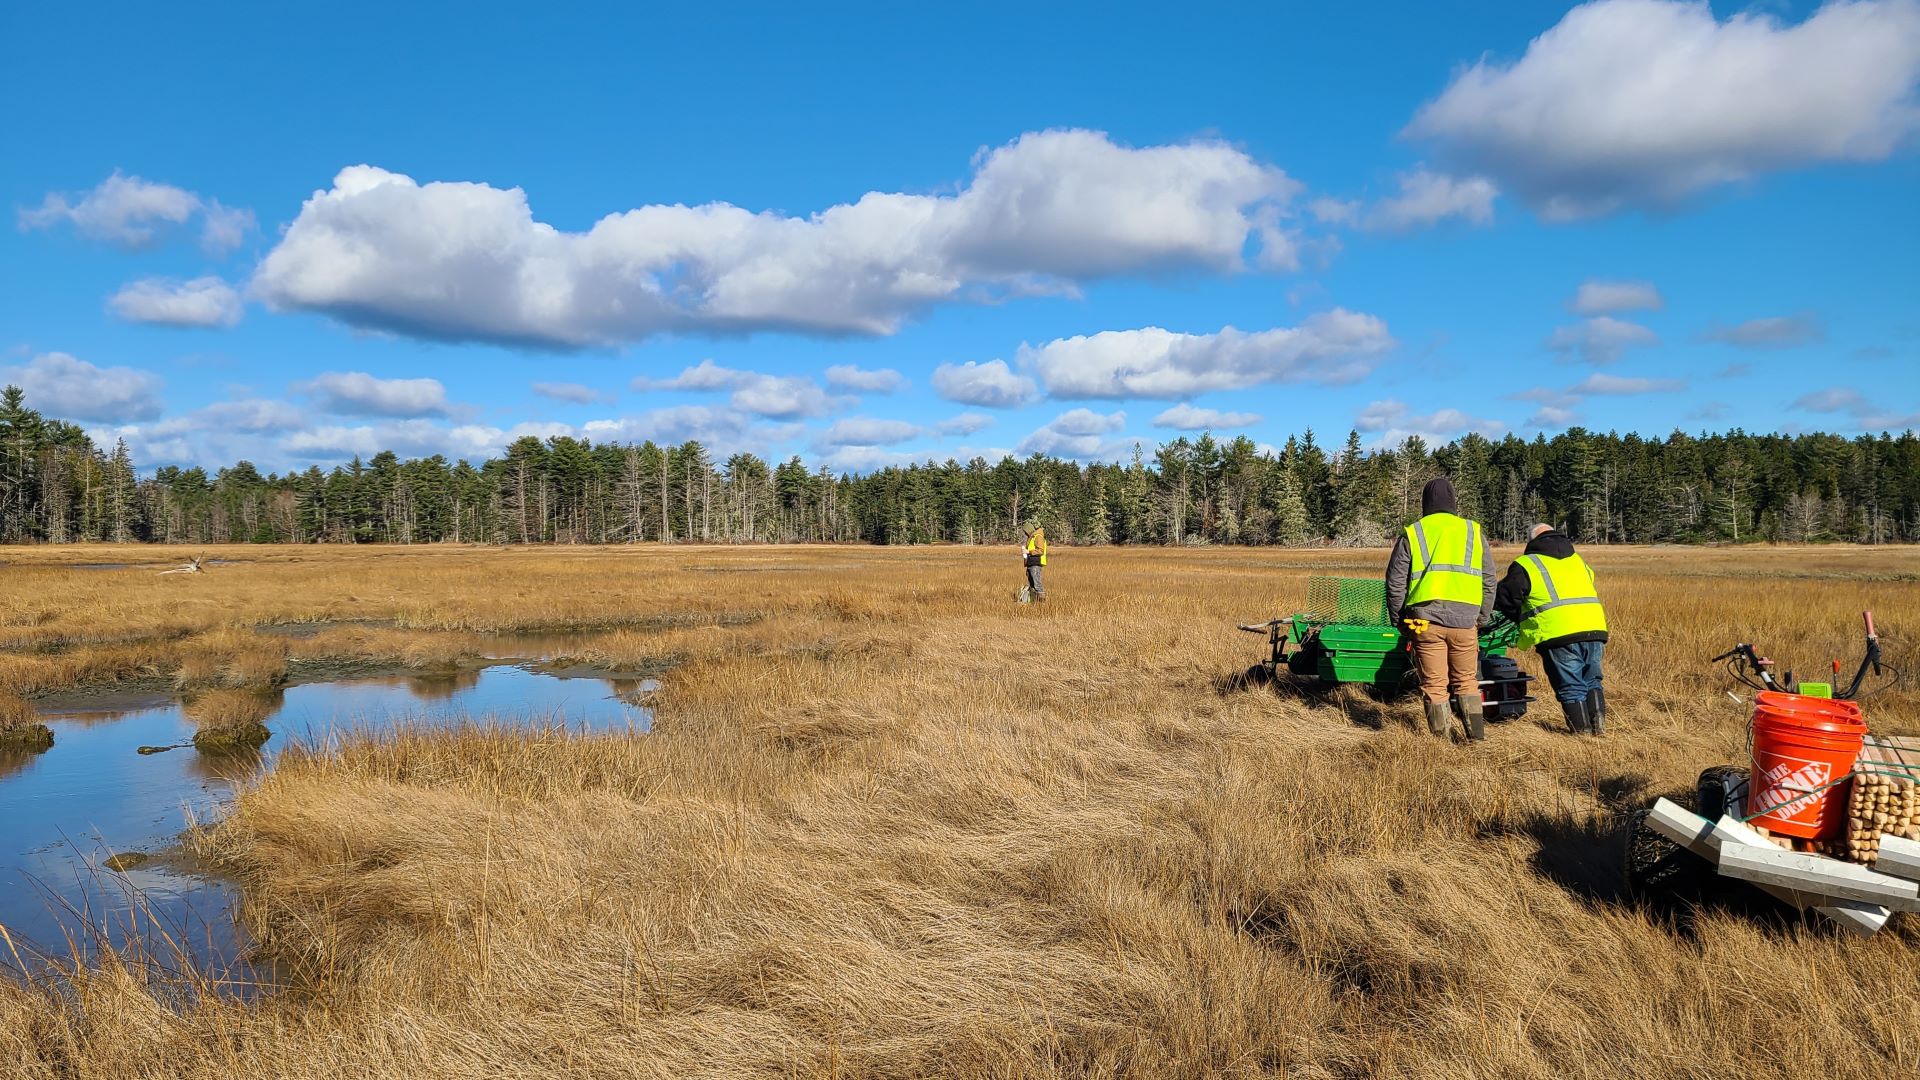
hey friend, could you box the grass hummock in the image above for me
[0,689,55,752]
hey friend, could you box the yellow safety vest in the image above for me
[1024,529,1047,566]
[1516,552,1608,649]
[1404,512,1484,607]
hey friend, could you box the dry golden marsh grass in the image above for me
[3,542,1919,1078]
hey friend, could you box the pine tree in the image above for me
[1121,443,1151,543]
[1083,471,1112,544]
[1269,473,1311,546]
[107,438,135,543]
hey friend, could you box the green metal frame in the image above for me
[1262,576,1519,691]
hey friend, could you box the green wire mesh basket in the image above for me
[1300,576,1390,627]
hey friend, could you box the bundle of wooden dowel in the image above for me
[1835,772,1918,864]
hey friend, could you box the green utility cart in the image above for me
[1237,576,1535,719]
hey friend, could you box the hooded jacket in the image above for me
[1384,477,1494,630]
[1494,529,1609,649]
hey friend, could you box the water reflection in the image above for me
[403,667,487,700]
[2,664,652,974]
[0,747,36,783]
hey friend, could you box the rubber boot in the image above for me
[1424,699,1452,738]
[1456,694,1486,743]
[1560,698,1589,735]
[1586,687,1606,736]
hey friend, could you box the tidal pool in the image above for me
[1,663,653,979]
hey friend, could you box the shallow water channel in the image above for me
[2,660,653,981]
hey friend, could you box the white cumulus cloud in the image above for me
[823,364,904,392]
[1526,405,1581,429]
[1792,386,1920,429]
[1356,400,1506,447]
[1570,279,1664,315]
[2,352,164,422]
[817,445,928,473]
[1017,408,1129,459]
[199,202,256,256]
[1152,403,1262,430]
[1545,316,1659,364]
[147,399,305,437]
[820,417,920,446]
[297,371,451,417]
[1406,0,1920,219]
[250,130,1305,348]
[1363,167,1498,230]
[108,276,244,328]
[580,405,797,453]
[20,171,253,254]
[1701,313,1824,348]
[1570,373,1688,394]
[282,418,572,461]
[1020,310,1394,399]
[931,359,1038,408]
[934,412,994,436]
[1308,197,1360,225]
[632,361,843,418]
[532,381,612,405]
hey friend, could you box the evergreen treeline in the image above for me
[4,386,1917,547]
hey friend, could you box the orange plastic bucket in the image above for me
[1746,691,1866,840]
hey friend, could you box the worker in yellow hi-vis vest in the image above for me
[1385,477,1496,742]
[1021,522,1048,602]
[1495,523,1610,736]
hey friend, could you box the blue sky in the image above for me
[4,1,1917,474]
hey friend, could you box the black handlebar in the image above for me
[1712,610,1889,700]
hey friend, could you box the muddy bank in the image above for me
[0,722,55,752]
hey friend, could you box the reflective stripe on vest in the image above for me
[1404,512,1484,607]
[1517,552,1608,649]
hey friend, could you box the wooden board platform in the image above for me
[1859,734,1920,777]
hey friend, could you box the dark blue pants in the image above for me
[1540,640,1604,703]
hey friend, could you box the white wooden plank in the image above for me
[1711,813,1900,932]
[1812,898,1895,937]
[1717,843,1920,911]
[1708,818,1894,935]
[1645,798,1717,859]
[1638,800,1891,934]
[1652,799,1817,908]
[1643,800,1889,932]
[1877,834,1920,883]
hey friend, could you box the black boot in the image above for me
[1425,700,1452,738]
[1586,687,1606,736]
[1456,694,1486,743]
[1560,698,1590,735]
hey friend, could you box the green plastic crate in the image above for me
[1318,651,1409,686]
[1317,624,1402,653]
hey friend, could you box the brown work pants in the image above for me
[1413,624,1479,704]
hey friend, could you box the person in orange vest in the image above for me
[1385,477,1495,741]
[1020,521,1048,602]
[1495,523,1609,735]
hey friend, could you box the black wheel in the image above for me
[1236,664,1275,689]
[1695,766,1751,822]
[1622,808,1700,898]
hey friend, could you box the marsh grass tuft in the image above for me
[0,689,55,751]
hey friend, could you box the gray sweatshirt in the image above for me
[1384,522,1495,630]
